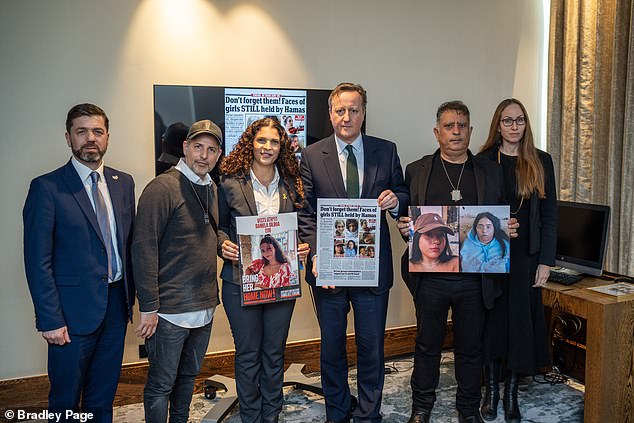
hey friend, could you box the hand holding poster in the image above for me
[316,199,381,287]
[408,205,510,273]
[236,213,301,306]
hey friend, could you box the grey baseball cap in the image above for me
[186,119,223,144]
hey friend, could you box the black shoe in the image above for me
[407,409,431,423]
[350,394,358,415]
[480,361,500,421]
[503,371,521,423]
[458,411,485,423]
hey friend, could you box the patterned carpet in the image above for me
[114,352,584,422]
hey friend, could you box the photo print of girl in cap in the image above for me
[408,206,459,272]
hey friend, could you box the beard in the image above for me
[73,143,106,163]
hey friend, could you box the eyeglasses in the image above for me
[500,116,526,127]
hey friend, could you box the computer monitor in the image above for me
[555,201,611,276]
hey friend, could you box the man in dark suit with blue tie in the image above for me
[23,103,135,422]
[299,83,409,423]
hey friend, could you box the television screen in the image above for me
[555,201,610,276]
[153,85,361,177]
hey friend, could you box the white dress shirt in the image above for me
[335,134,364,194]
[333,135,399,215]
[71,157,123,282]
[250,166,280,215]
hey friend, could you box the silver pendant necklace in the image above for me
[440,157,466,202]
[188,180,210,225]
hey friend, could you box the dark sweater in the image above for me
[132,168,219,313]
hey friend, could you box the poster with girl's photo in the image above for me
[408,205,510,273]
[236,213,301,306]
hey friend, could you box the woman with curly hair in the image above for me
[478,99,556,422]
[218,117,309,423]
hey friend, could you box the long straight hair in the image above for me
[480,98,546,199]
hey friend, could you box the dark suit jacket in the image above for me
[478,148,557,266]
[23,160,135,335]
[402,149,504,309]
[217,173,301,285]
[298,134,409,294]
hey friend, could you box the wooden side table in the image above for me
[542,278,634,423]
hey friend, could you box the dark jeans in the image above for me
[410,277,484,416]
[223,281,295,423]
[313,286,389,423]
[143,316,213,423]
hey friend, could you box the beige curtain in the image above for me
[548,0,634,275]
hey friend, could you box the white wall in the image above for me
[0,0,547,380]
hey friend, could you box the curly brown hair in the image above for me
[220,117,304,208]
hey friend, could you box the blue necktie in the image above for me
[345,145,359,198]
[90,172,118,281]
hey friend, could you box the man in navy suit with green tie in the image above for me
[299,83,409,423]
[23,103,135,422]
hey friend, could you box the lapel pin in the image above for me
[282,193,287,200]
[112,175,119,180]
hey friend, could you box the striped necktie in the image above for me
[90,172,118,280]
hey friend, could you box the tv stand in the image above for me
[543,276,634,423]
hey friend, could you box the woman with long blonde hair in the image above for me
[478,99,557,423]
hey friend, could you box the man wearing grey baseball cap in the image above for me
[132,119,223,423]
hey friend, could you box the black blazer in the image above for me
[478,148,557,266]
[401,149,505,309]
[217,173,301,285]
[297,134,409,294]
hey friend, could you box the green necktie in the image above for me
[345,144,359,198]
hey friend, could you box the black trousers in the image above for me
[410,276,485,416]
[312,286,389,423]
[222,281,295,423]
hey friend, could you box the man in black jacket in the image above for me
[397,101,516,423]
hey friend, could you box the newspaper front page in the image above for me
[316,199,380,287]
[224,88,307,154]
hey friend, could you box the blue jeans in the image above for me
[143,317,212,423]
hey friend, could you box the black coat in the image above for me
[478,148,557,266]
[401,149,506,310]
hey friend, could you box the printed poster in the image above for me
[236,213,301,305]
[408,205,510,273]
[316,199,380,286]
